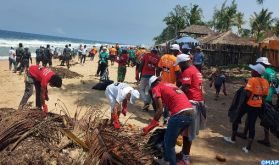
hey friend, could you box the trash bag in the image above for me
[92,80,114,90]
[259,102,279,139]
[145,128,166,159]
[228,87,247,123]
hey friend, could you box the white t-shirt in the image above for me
[106,83,133,103]
[82,47,87,55]
[9,49,16,59]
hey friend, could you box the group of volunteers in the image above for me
[224,57,279,153]
[8,43,33,74]
[104,43,206,165]
[9,39,279,165]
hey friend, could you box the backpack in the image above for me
[92,80,114,90]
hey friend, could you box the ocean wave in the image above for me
[0,38,104,48]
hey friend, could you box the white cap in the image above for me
[149,76,159,87]
[174,54,191,66]
[170,44,180,51]
[249,63,266,75]
[130,89,140,104]
[256,57,270,65]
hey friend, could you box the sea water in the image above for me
[0,29,109,59]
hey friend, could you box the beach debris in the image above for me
[0,102,154,165]
[51,67,83,79]
[215,154,227,162]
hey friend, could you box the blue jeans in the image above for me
[164,112,193,165]
[139,77,151,105]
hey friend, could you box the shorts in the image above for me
[105,90,116,113]
[182,101,206,141]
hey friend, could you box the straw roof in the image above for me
[261,35,279,43]
[198,31,256,46]
[179,25,214,35]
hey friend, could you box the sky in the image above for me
[0,0,278,45]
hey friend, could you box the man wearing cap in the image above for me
[181,44,192,55]
[105,83,140,129]
[255,57,279,147]
[224,63,269,153]
[138,48,160,111]
[192,46,204,72]
[142,76,193,165]
[175,54,205,164]
[170,44,181,57]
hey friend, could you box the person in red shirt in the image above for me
[142,76,194,165]
[18,65,62,112]
[175,54,206,165]
[138,48,160,111]
[116,48,129,82]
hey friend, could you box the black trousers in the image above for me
[80,55,86,63]
[232,105,260,139]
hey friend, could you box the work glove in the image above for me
[42,104,48,113]
[112,114,121,129]
[142,119,159,135]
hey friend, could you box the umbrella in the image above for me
[175,36,199,44]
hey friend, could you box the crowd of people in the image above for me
[7,41,279,165]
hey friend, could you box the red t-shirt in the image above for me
[179,65,203,101]
[29,65,55,88]
[141,53,160,76]
[152,82,193,116]
[117,54,129,67]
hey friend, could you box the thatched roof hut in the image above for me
[179,25,214,36]
[261,35,279,44]
[198,31,256,46]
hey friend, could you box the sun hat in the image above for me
[196,46,202,50]
[170,44,180,51]
[174,54,191,66]
[256,57,270,65]
[249,63,266,75]
[149,76,159,87]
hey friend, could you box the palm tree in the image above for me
[250,8,274,42]
[272,19,279,36]
[187,4,204,25]
[233,12,245,35]
[256,0,264,4]
[210,0,240,32]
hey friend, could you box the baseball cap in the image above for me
[256,57,270,65]
[130,89,140,104]
[149,76,159,87]
[182,44,191,50]
[174,54,191,66]
[170,44,180,51]
[249,63,266,75]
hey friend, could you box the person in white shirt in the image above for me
[105,83,140,129]
[8,47,16,72]
[80,45,87,64]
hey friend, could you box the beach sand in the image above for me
[0,57,278,164]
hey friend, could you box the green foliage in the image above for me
[250,8,274,42]
[256,0,264,5]
[154,4,205,45]
[210,0,244,33]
